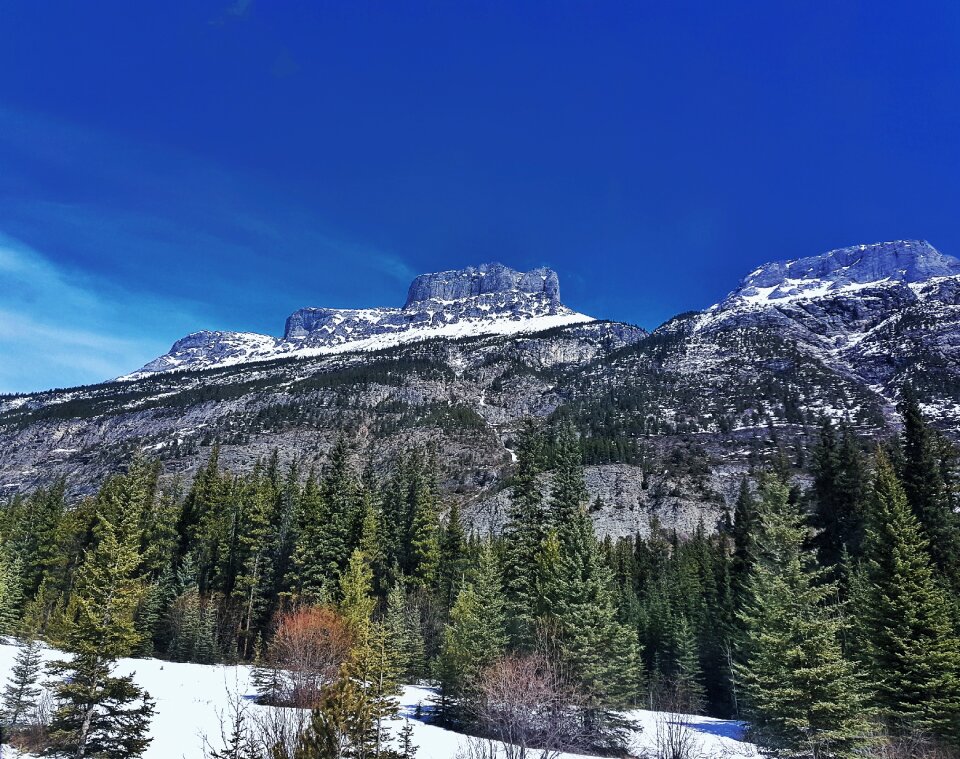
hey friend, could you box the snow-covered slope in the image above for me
[121,263,594,380]
[0,641,756,759]
[713,239,960,310]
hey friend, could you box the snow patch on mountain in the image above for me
[120,263,594,380]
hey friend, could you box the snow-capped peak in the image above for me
[715,240,960,310]
[119,264,593,380]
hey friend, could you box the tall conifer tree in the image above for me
[856,449,960,739]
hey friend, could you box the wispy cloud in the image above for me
[0,234,205,393]
[0,104,425,391]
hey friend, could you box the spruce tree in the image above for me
[730,476,757,612]
[234,470,280,659]
[208,697,260,759]
[856,448,960,739]
[502,420,549,649]
[290,475,334,602]
[899,388,960,594]
[331,548,403,757]
[408,453,441,590]
[177,445,229,592]
[384,580,425,683]
[673,614,706,714]
[736,477,871,758]
[535,425,642,732]
[438,541,507,701]
[548,420,588,526]
[0,547,25,634]
[436,503,467,610]
[810,420,867,574]
[1,635,43,726]
[339,549,376,634]
[47,473,156,759]
[535,515,643,733]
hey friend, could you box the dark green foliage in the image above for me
[2,636,43,726]
[47,462,157,758]
[855,448,960,739]
[534,429,642,735]
[898,387,960,595]
[810,419,868,575]
[737,478,871,758]
[4,406,960,751]
[501,420,549,649]
[438,541,507,701]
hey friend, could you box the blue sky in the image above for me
[1,1,958,392]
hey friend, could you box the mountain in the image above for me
[2,241,959,538]
[122,263,592,379]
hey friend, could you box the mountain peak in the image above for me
[720,240,960,309]
[122,262,591,379]
[404,263,560,308]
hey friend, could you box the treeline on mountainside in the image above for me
[0,389,959,758]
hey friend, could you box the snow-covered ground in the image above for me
[0,641,757,758]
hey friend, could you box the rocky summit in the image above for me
[125,263,591,379]
[2,240,960,540]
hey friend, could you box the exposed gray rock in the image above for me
[404,263,560,307]
[126,263,589,379]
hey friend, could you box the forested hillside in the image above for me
[1,388,959,757]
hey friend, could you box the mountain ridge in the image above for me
[3,238,959,538]
[121,263,592,380]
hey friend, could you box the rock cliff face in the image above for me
[124,263,590,379]
[404,263,561,307]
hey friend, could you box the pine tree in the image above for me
[47,471,156,759]
[736,477,871,758]
[438,541,507,701]
[407,453,441,590]
[730,477,757,612]
[548,420,588,526]
[1,635,43,726]
[856,448,960,739]
[535,514,643,733]
[502,420,549,649]
[899,388,960,594]
[436,503,467,610]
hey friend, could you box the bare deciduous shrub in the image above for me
[250,703,309,759]
[454,736,500,759]
[253,605,351,708]
[469,652,588,759]
[865,732,960,759]
[647,711,707,759]
[204,686,309,759]
[7,690,54,754]
[643,685,709,759]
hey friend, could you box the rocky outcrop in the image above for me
[123,263,591,379]
[404,263,560,307]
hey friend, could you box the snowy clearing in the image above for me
[0,641,757,758]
